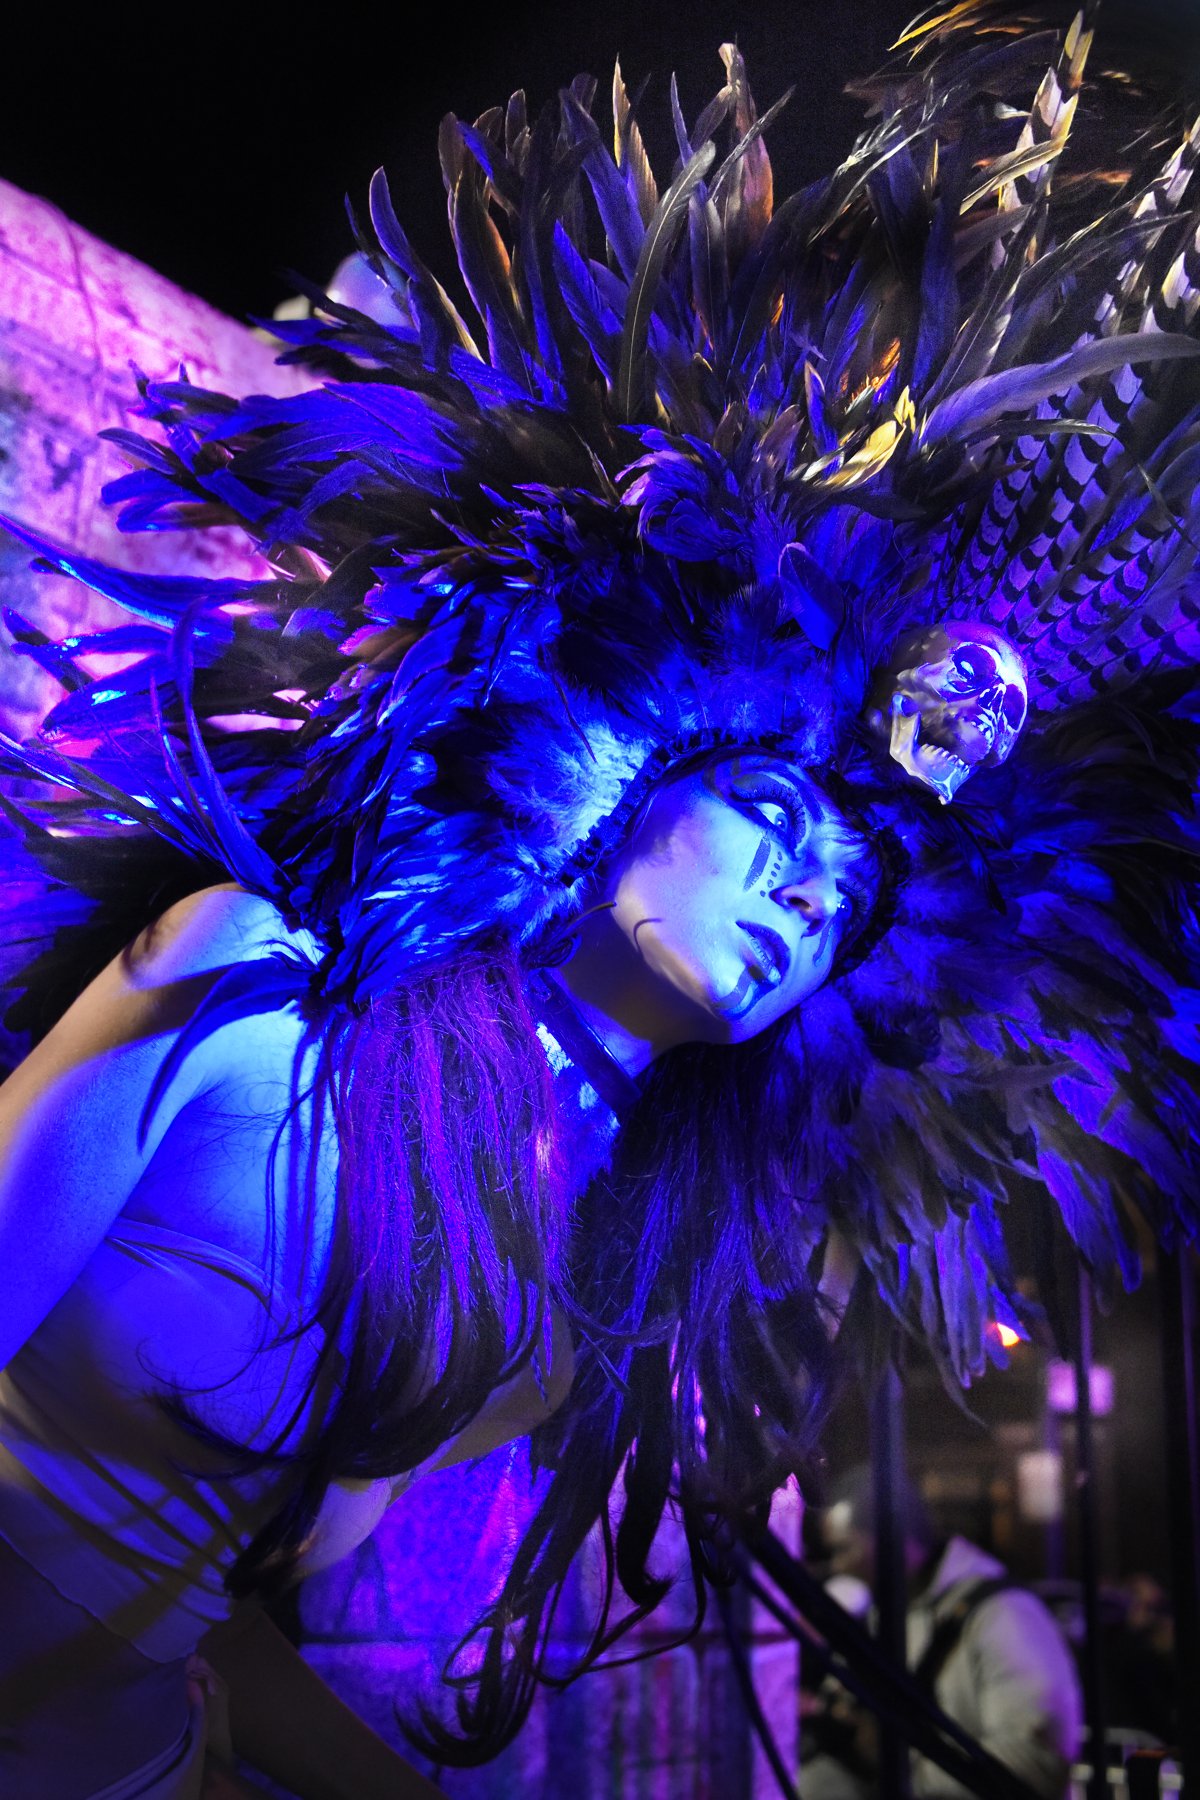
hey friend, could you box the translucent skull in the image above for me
[867,621,1029,804]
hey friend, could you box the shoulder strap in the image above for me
[913,1576,1017,1692]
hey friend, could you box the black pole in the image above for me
[1072,1266,1106,1800]
[715,1581,803,1800]
[871,1353,912,1800]
[1041,1397,1065,1584]
[1160,1246,1200,1788]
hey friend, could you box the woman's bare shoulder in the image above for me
[120,884,329,1120]
[128,884,322,986]
[0,888,323,1368]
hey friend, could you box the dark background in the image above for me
[6,0,1200,324]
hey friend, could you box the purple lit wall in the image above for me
[297,1445,802,1796]
[0,178,309,737]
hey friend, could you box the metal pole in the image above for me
[715,1580,802,1800]
[871,1352,912,1800]
[741,1527,1045,1800]
[1159,1246,1200,1788]
[1041,1397,1066,1583]
[1072,1266,1107,1800]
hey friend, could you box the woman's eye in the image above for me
[708,765,810,847]
[756,802,795,839]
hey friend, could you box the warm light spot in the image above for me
[837,341,905,416]
[984,1319,1024,1353]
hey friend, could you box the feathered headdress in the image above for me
[2,2,1199,1379]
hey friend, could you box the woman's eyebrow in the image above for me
[742,759,806,786]
[734,760,817,804]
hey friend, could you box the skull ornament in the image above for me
[867,621,1029,803]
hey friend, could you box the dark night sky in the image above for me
[6,1,1200,326]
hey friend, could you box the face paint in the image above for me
[705,760,815,942]
[602,753,878,1045]
[704,755,815,862]
[707,757,864,948]
[741,832,774,894]
[709,962,770,1022]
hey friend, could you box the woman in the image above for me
[0,752,879,1799]
[2,8,1199,1795]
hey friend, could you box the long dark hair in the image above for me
[206,929,846,1762]
[220,941,571,1597]
[421,1017,842,1761]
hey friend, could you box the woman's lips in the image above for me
[738,920,790,984]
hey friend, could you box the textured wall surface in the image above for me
[0,180,800,1799]
[0,177,308,739]
[296,1446,800,1799]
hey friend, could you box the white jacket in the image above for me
[801,1537,1082,1800]
[908,1536,1082,1798]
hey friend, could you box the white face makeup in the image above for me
[600,753,873,1044]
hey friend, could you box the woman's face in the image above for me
[602,753,873,1044]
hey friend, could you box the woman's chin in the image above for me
[638,945,774,1047]
[648,975,739,1049]
[678,983,768,1048]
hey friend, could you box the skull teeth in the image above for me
[912,740,972,803]
[884,694,973,802]
[919,744,969,776]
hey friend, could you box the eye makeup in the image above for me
[703,755,814,859]
[696,754,877,1005]
[736,779,810,851]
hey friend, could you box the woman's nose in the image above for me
[773,873,840,932]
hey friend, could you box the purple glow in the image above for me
[1046,1359,1114,1416]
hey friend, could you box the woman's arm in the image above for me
[1,883,447,1797]
[198,1606,447,1800]
[0,883,293,1370]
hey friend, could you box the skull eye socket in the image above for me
[1002,684,1028,728]
[949,646,1000,691]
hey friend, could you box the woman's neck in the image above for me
[545,908,703,1078]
